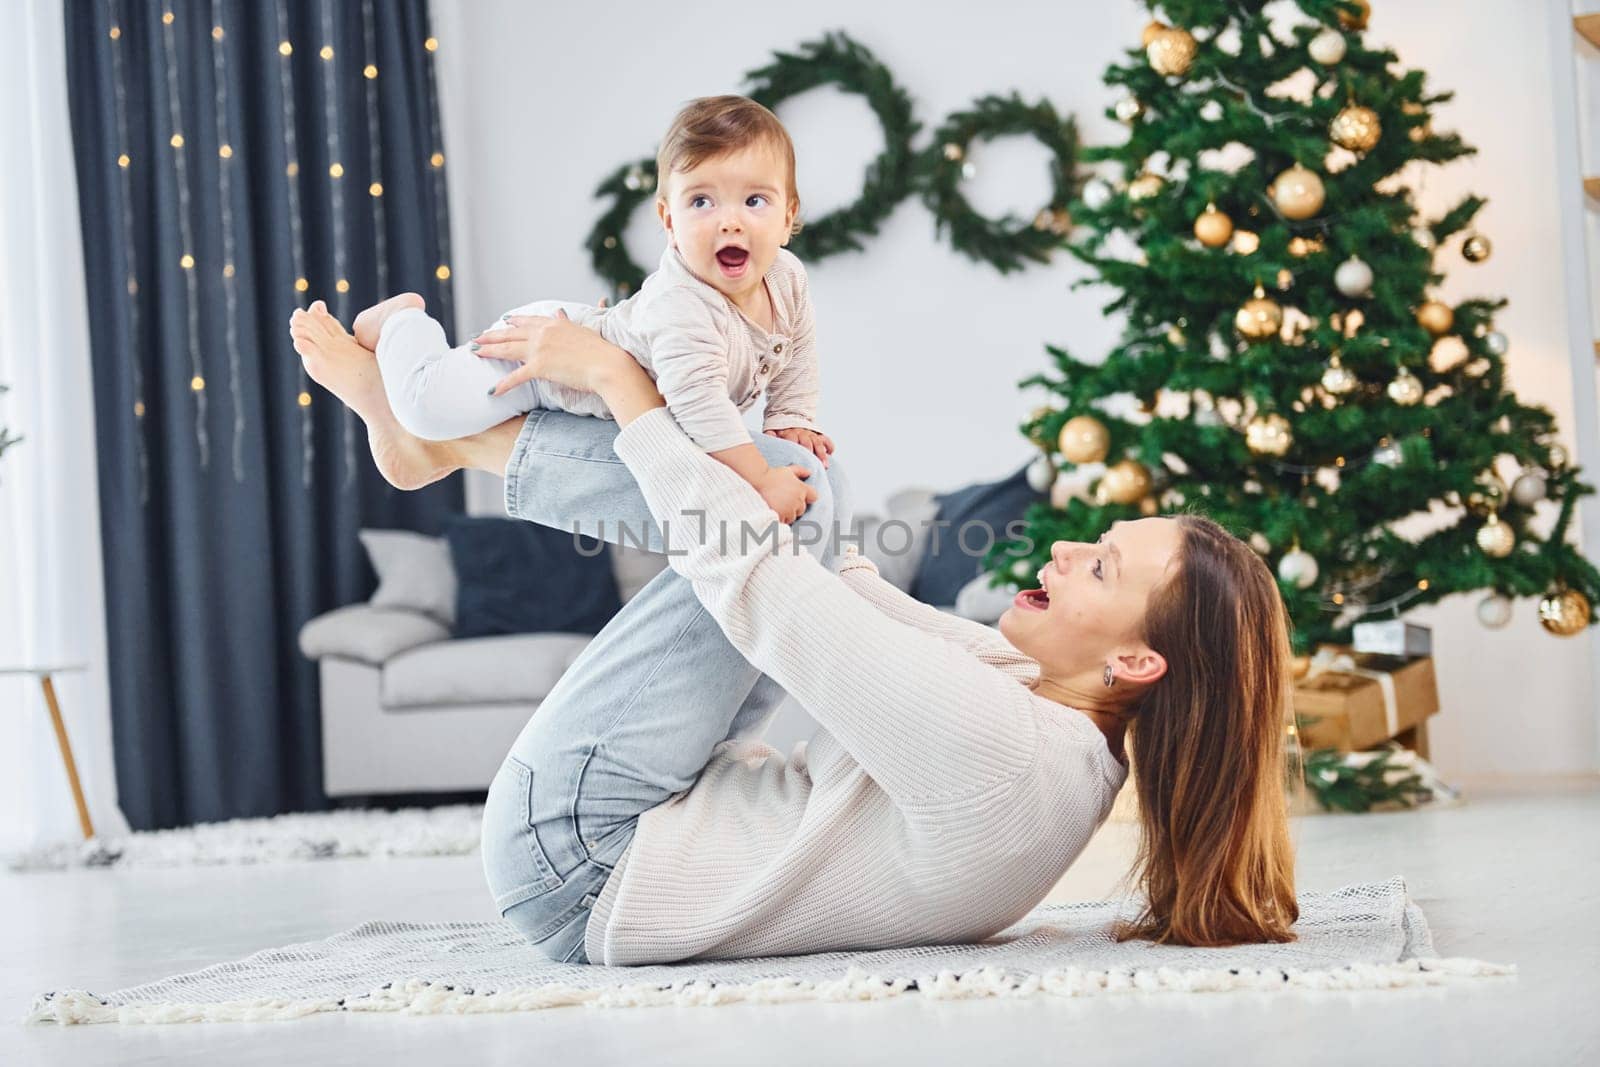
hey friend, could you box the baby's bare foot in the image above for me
[289,300,455,490]
[352,293,426,351]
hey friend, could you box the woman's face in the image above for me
[999,517,1184,680]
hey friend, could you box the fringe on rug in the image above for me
[23,956,1518,1026]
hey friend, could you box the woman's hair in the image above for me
[1112,512,1301,946]
[656,95,803,234]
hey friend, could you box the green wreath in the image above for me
[918,94,1080,273]
[744,31,919,262]
[583,158,659,299]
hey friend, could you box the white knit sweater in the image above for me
[585,408,1129,966]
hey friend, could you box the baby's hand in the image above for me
[764,427,835,467]
[753,465,816,524]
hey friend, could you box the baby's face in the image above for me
[657,141,796,304]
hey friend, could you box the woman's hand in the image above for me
[470,310,629,398]
[471,311,664,425]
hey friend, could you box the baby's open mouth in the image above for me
[715,246,750,272]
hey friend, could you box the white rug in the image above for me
[24,876,1513,1025]
[4,805,484,872]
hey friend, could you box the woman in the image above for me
[289,300,1299,968]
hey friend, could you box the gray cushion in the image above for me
[953,571,1021,624]
[298,605,452,665]
[381,632,594,708]
[857,487,939,592]
[360,529,458,625]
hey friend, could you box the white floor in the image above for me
[5,777,1598,1067]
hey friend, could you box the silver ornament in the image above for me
[1485,331,1509,356]
[1321,357,1358,395]
[1334,256,1373,297]
[1114,95,1145,123]
[1512,472,1548,506]
[1372,440,1403,468]
[1081,178,1113,211]
[1308,28,1347,65]
[1477,593,1514,629]
[1026,454,1056,492]
[1387,368,1424,406]
[1277,548,1321,589]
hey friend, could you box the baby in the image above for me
[351,95,834,520]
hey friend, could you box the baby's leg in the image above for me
[374,306,546,442]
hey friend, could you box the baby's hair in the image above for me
[656,95,803,235]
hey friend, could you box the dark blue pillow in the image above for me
[444,516,622,639]
[909,463,1044,607]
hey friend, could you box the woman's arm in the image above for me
[607,406,1040,806]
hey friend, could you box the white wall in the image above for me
[431,0,1597,777]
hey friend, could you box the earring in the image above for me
[1103,665,1115,688]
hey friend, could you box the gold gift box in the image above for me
[1292,647,1439,756]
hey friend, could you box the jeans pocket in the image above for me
[481,756,564,913]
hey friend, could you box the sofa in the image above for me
[299,486,1025,798]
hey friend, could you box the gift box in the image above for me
[1292,646,1440,756]
[1351,620,1432,659]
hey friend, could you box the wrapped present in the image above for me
[1352,620,1432,659]
[1292,645,1439,755]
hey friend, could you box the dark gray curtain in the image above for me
[65,0,464,829]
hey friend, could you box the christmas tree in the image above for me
[1002,0,1599,652]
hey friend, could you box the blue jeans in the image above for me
[479,409,853,964]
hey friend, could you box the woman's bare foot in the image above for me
[352,293,426,351]
[289,300,457,490]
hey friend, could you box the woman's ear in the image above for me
[1118,648,1168,687]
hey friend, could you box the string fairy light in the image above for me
[274,0,316,485]
[160,3,209,468]
[420,24,453,331]
[361,0,390,348]
[105,0,149,504]
[318,0,358,486]
[210,0,246,481]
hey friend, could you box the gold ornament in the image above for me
[1139,495,1161,517]
[1141,20,1168,47]
[1462,232,1492,263]
[1127,173,1164,201]
[942,142,964,162]
[1337,0,1371,30]
[1058,415,1111,464]
[1329,105,1381,152]
[1539,589,1592,637]
[1245,413,1293,456]
[1231,229,1261,255]
[1271,164,1326,220]
[1147,27,1198,77]
[1416,300,1454,336]
[1193,203,1234,248]
[1101,460,1153,505]
[1466,473,1508,516]
[1288,235,1326,257]
[1114,95,1145,124]
[1236,283,1284,341]
[1475,512,1515,558]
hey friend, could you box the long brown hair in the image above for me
[1112,512,1300,946]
